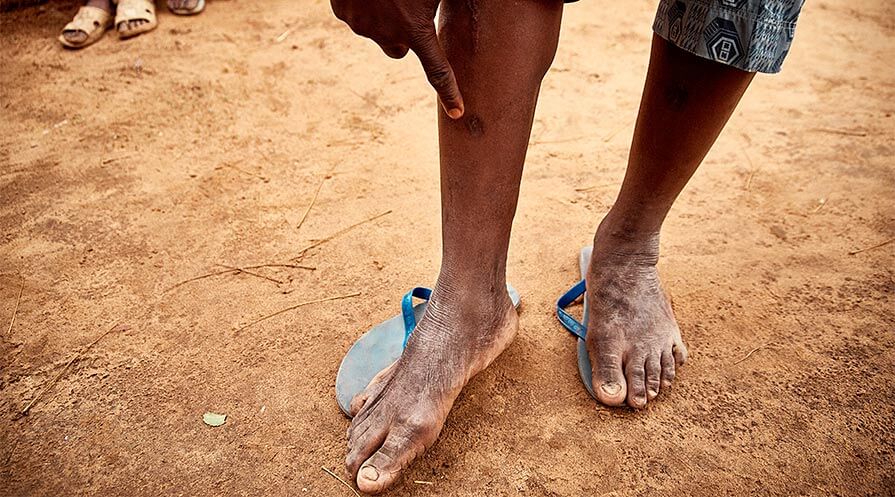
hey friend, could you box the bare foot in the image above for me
[586,224,687,409]
[345,286,518,494]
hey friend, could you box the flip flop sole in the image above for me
[335,284,521,417]
[576,246,596,399]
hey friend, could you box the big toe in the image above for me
[357,429,420,494]
[589,341,628,406]
[63,30,88,44]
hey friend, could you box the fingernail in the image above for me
[447,108,463,119]
[360,466,379,482]
[601,382,621,395]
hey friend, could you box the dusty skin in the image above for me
[2,1,894,496]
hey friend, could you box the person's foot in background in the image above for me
[167,0,205,15]
[115,0,158,39]
[59,0,112,48]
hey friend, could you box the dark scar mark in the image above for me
[465,115,484,137]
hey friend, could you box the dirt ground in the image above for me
[1,0,894,495]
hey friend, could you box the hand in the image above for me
[331,0,464,119]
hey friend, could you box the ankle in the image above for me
[593,212,661,265]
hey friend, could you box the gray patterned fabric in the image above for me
[653,0,805,73]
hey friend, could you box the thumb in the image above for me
[410,26,464,119]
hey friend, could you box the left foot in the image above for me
[585,223,687,408]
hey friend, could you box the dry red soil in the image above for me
[1,0,893,496]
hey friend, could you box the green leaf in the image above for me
[203,412,227,427]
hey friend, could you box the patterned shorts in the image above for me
[652,0,805,73]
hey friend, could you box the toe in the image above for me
[349,362,396,418]
[63,30,88,44]
[673,338,688,366]
[589,338,627,406]
[645,353,661,400]
[660,350,676,389]
[349,391,370,417]
[357,428,422,494]
[348,361,398,418]
[625,356,648,409]
[346,418,388,480]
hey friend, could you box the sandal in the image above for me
[334,284,522,417]
[58,6,112,49]
[555,246,596,398]
[167,0,204,15]
[114,0,158,39]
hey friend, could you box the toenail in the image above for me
[601,382,621,395]
[648,388,658,398]
[360,466,379,481]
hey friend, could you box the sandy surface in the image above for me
[2,0,894,495]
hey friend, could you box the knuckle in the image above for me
[408,25,436,46]
[405,411,436,432]
[428,71,453,92]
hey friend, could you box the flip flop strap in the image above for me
[556,279,587,340]
[401,287,432,347]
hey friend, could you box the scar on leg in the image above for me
[465,115,484,137]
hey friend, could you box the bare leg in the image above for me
[587,34,755,408]
[346,0,562,493]
[345,0,562,493]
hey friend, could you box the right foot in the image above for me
[345,286,518,494]
[61,0,111,45]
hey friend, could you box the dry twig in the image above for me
[6,275,24,335]
[21,322,124,415]
[166,264,314,292]
[574,183,615,193]
[732,342,775,366]
[742,148,759,191]
[297,172,331,232]
[241,263,316,271]
[811,197,828,214]
[165,269,242,291]
[295,210,392,258]
[234,292,361,334]
[848,237,894,255]
[216,264,284,285]
[321,466,361,497]
[810,128,868,137]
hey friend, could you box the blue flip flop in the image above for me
[335,283,522,417]
[556,246,596,399]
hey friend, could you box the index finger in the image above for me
[410,27,464,119]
